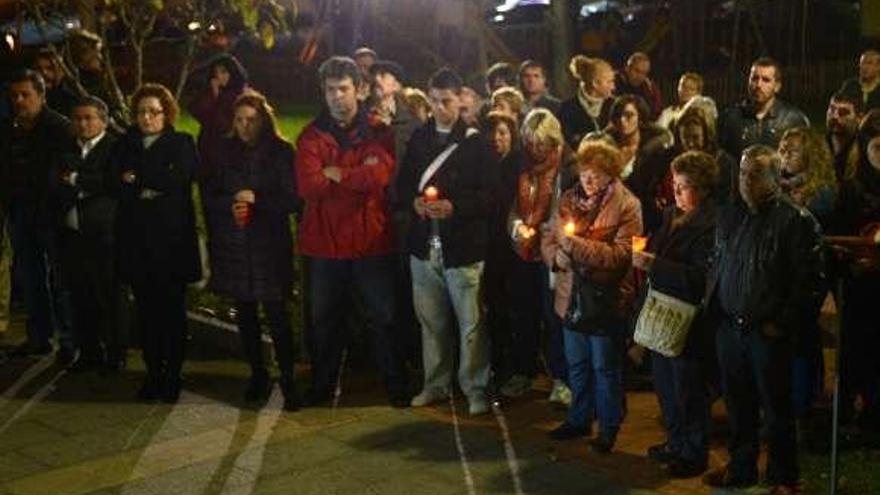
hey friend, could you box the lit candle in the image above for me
[424,186,439,202]
[564,221,576,237]
[632,236,648,253]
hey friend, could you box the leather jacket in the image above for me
[718,98,809,158]
[705,195,825,335]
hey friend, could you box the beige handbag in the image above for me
[633,283,699,357]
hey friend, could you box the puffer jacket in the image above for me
[541,180,643,325]
[295,109,396,259]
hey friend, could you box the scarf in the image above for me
[577,86,606,120]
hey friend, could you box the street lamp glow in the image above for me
[187,21,201,31]
[493,14,505,23]
[4,33,14,51]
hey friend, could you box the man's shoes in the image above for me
[468,396,490,416]
[664,458,707,478]
[9,341,53,358]
[389,393,411,409]
[54,348,79,368]
[768,483,802,495]
[547,379,572,407]
[244,368,271,403]
[410,388,448,407]
[702,465,758,488]
[547,423,589,441]
[500,374,532,398]
[161,375,182,404]
[588,434,615,454]
[647,442,678,463]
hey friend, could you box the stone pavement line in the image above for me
[217,387,283,495]
[490,402,526,495]
[0,369,66,436]
[0,355,54,411]
[2,393,358,495]
[449,392,477,495]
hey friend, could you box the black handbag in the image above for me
[563,271,616,333]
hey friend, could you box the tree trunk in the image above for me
[549,0,574,98]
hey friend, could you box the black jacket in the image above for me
[205,135,298,301]
[0,107,71,223]
[718,98,809,158]
[839,77,880,113]
[396,118,498,267]
[114,127,202,285]
[706,195,824,336]
[50,131,119,240]
[557,96,610,151]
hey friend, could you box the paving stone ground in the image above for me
[0,314,827,495]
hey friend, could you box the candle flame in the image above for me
[632,236,647,252]
[564,221,576,237]
[424,186,439,201]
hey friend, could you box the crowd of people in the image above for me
[2,44,880,495]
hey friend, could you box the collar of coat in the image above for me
[314,107,382,150]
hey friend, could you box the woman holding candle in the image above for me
[502,108,566,401]
[541,140,643,453]
[114,83,201,403]
[631,151,718,477]
[204,91,301,410]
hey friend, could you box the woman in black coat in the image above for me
[631,151,718,478]
[115,83,201,403]
[205,91,301,410]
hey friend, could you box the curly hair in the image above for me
[779,127,837,203]
[576,139,624,178]
[131,83,179,126]
[670,151,719,196]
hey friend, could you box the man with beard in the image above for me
[295,56,409,408]
[826,90,863,182]
[718,57,809,161]
[703,145,824,495]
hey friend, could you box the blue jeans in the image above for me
[410,249,488,400]
[308,255,407,398]
[563,328,623,438]
[8,203,74,351]
[652,352,709,465]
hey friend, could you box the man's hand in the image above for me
[413,196,429,218]
[323,166,342,183]
[235,189,255,204]
[425,199,454,220]
[554,248,572,269]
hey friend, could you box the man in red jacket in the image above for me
[295,56,408,407]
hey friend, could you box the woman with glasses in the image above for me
[115,83,201,403]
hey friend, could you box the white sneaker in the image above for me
[548,379,572,407]
[500,374,532,398]
[468,396,490,416]
[410,388,448,407]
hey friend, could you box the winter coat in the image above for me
[295,109,397,259]
[509,149,560,261]
[541,180,643,324]
[558,96,611,151]
[396,118,498,267]
[114,127,202,285]
[205,135,298,301]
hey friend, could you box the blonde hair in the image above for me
[576,140,624,178]
[779,127,838,203]
[569,55,612,85]
[521,108,563,149]
[679,72,704,93]
[402,87,431,115]
[490,86,525,117]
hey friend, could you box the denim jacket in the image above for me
[718,99,809,158]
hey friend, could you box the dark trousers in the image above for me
[308,255,407,398]
[840,277,880,426]
[716,319,797,484]
[8,203,74,351]
[236,300,294,376]
[506,258,544,378]
[61,230,121,362]
[541,266,567,382]
[132,279,187,379]
[652,351,709,465]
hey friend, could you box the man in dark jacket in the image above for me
[718,57,810,161]
[615,52,663,120]
[295,56,408,407]
[34,49,79,118]
[0,69,76,362]
[518,60,561,115]
[838,49,880,112]
[396,68,499,416]
[703,145,824,494]
[51,96,123,372]
[826,90,862,182]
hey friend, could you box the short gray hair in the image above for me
[742,144,781,181]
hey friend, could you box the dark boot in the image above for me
[137,373,163,401]
[162,373,182,404]
[279,374,300,412]
[244,367,271,403]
